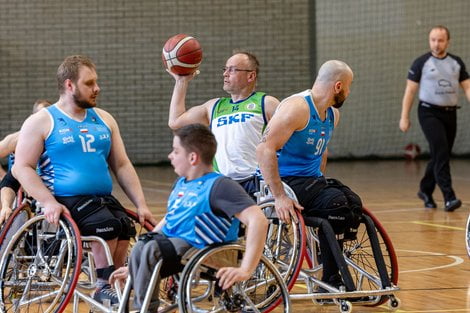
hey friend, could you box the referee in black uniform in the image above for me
[399,25,470,212]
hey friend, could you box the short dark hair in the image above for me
[430,25,450,40]
[233,51,260,76]
[57,55,96,94]
[174,124,217,165]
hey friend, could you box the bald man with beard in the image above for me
[257,60,358,292]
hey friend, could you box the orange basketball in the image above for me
[162,34,202,75]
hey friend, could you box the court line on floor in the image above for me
[397,249,463,273]
[364,207,429,214]
[411,221,464,231]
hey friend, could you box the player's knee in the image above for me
[310,187,351,234]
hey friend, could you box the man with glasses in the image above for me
[167,52,279,196]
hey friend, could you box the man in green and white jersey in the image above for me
[167,52,279,196]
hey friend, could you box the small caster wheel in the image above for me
[339,300,352,313]
[388,295,401,310]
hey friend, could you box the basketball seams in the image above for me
[162,34,203,75]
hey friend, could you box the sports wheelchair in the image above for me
[255,179,400,313]
[0,193,291,313]
[466,214,470,257]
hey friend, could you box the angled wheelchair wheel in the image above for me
[342,207,398,306]
[0,204,32,259]
[0,214,82,313]
[466,214,470,257]
[259,200,306,291]
[178,243,291,313]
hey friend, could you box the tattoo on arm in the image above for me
[261,126,271,143]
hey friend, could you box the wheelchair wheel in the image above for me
[0,204,32,258]
[259,200,306,291]
[0,214,82,313]
[466,214,470,257]
[178,243,291,313]
[342,207,398,306]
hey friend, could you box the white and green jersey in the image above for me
[210,92,267,180]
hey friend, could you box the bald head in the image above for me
[316,60,353,83]
[312,60,353,109]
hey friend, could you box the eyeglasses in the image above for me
[223,66,254,74]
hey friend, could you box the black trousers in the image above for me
[417,104,457,202]
[282,176,340,282]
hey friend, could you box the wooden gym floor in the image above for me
[111,159,470,312]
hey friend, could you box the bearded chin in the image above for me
[333,91,346,109]
[333,101,344,109]
[73,94,94,109]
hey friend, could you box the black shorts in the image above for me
[56,194,136,241]
[0,170,21,193]
[283,176,353,234]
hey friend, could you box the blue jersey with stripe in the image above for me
[39,104,113,196]
[278,90,334,177]
[162,172,240,249]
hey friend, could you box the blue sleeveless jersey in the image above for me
[278,90,334,177]
[162,172,240,249]
[39,104,113,196]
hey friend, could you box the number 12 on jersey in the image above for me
[79,134,96,153]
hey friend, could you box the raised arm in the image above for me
[399,80,419,132]
[98,109,157,226]
[256,97,308,222]
[167,70,214,129]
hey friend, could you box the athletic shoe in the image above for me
[445,199,462,212]
[417,191,437,209]
[93,283,119,306]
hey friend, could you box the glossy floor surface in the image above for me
[109,159,470,312]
